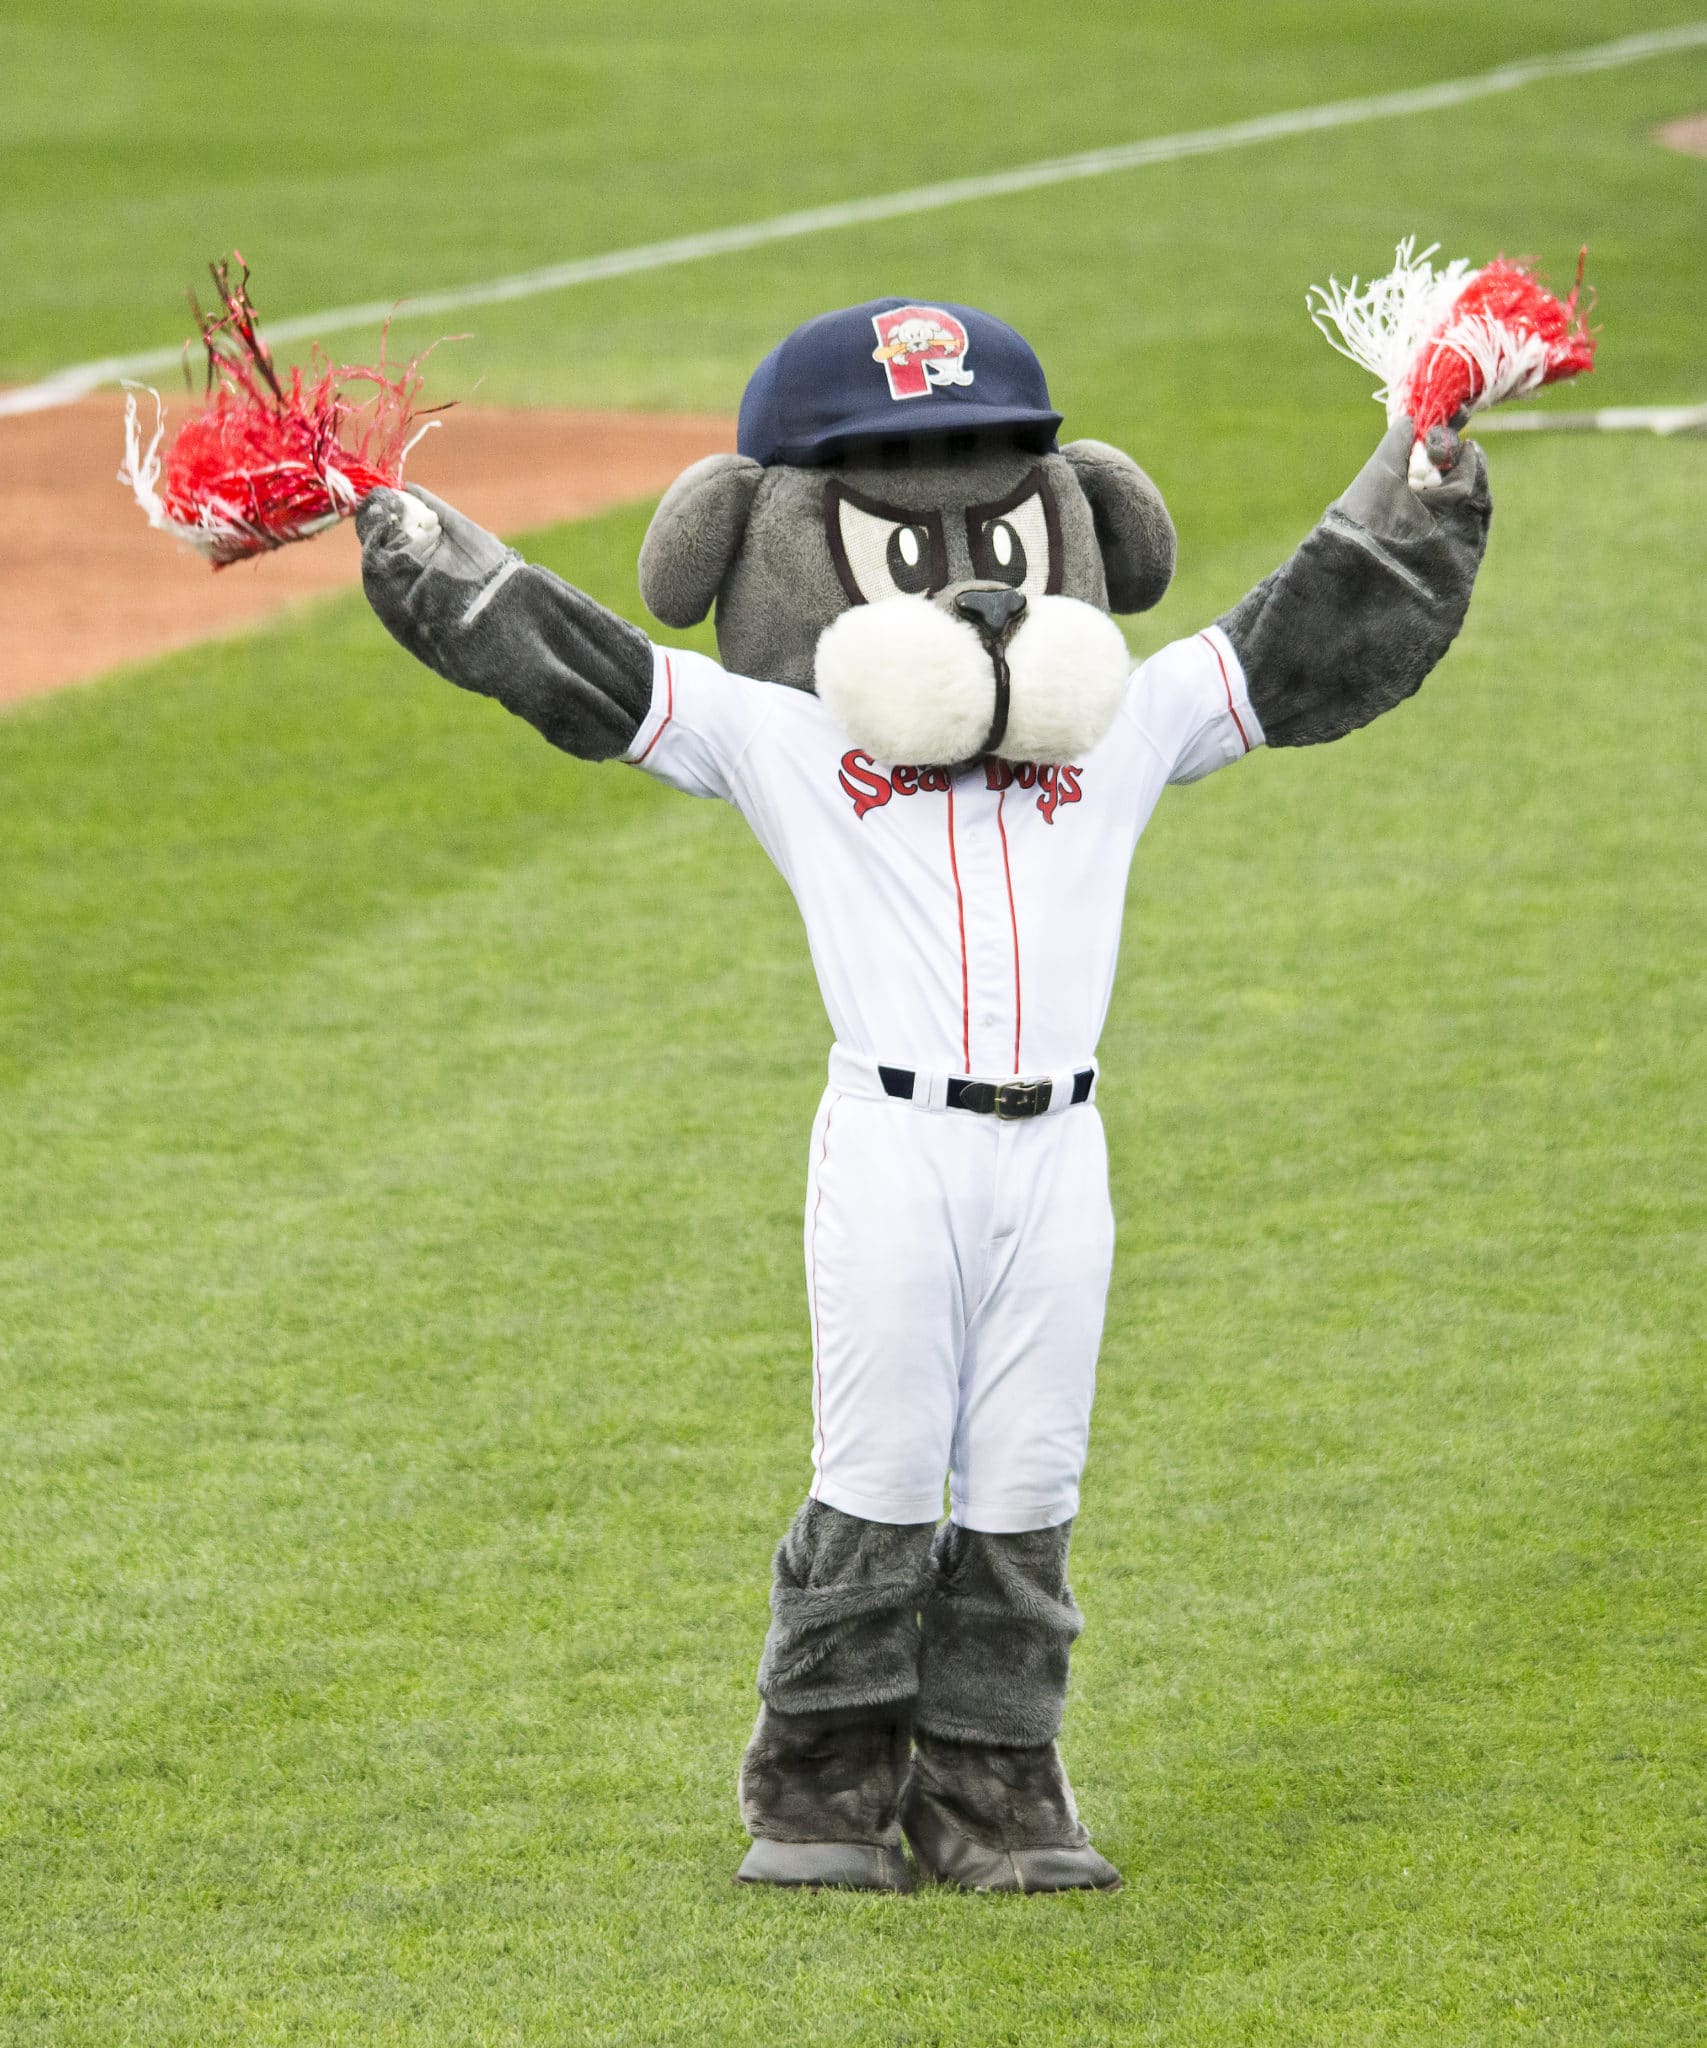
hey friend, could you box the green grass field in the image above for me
[3,5,1705,2043]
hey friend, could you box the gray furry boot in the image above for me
[735,1500,935,1891]
[902,1519,1122,1893]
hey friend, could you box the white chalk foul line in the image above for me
[1478,400,1707,434]
[4,18,1704,420]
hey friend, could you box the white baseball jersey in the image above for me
[625,625,1263,1078]
[624,623,1263,1531]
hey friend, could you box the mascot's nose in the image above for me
[953,586,1028,646]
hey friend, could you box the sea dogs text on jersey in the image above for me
[837,750,1084,823]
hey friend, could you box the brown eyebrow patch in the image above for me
[964,467,1064,595]
[823,480,949,606]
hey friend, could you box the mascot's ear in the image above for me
[638,453,765,628]
[1060,439,1176,614]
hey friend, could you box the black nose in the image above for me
[953,586,1027,643]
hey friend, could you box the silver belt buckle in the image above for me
[995,1078,1052,1120]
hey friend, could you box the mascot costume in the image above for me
[356,297,1490,1893]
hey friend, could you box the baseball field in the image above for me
[3,4,1704,2042]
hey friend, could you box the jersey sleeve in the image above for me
[623,644,777,802]
[1123,624,1266,786]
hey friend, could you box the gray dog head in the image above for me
[636,301,1176,766]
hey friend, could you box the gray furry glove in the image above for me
[1334,415,1489,548]
[357,484,655,762]
[1219,415,1492,749]
[358,485,518,674]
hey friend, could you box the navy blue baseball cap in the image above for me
[737,297,1062,467]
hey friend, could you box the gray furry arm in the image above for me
[356,485,653,761]
[1218,418,1492,748]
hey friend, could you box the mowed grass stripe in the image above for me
[6,17,1704,416]
[5,1,1705,406]
[2,434,1702,2043]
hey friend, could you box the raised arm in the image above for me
[356,486,654,761]
[1218,418,1492,748]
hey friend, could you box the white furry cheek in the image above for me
[997,598,1132,764]
[813,598,993,765]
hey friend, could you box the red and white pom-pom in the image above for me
[1308,236,1596,487]
[119,255,443,568]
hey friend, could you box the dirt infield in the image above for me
[1656,113,1707,155]
[0,397,734,705]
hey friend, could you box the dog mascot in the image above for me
[358,298,1490,1893]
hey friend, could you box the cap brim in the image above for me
[768,399,1062,466]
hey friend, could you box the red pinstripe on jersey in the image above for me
[945,784,970,1070]
[1199,632,1250,752]
[632,653,675,764]
[995,786,1022,1073]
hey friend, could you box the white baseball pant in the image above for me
[803,1049,1116,1533]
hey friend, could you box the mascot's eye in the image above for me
[887,524,932,590]
[986,520,1024,582]
[967,474,1062,597]
[826,485,947,605]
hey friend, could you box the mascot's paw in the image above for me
[357,484,526,669]
[1407,422,1466,493]
[900,1732,1122,1894]
[736,1703,914,1892]
[357,484,513,586]
[355,484,435,557]
[389,491,443,546]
